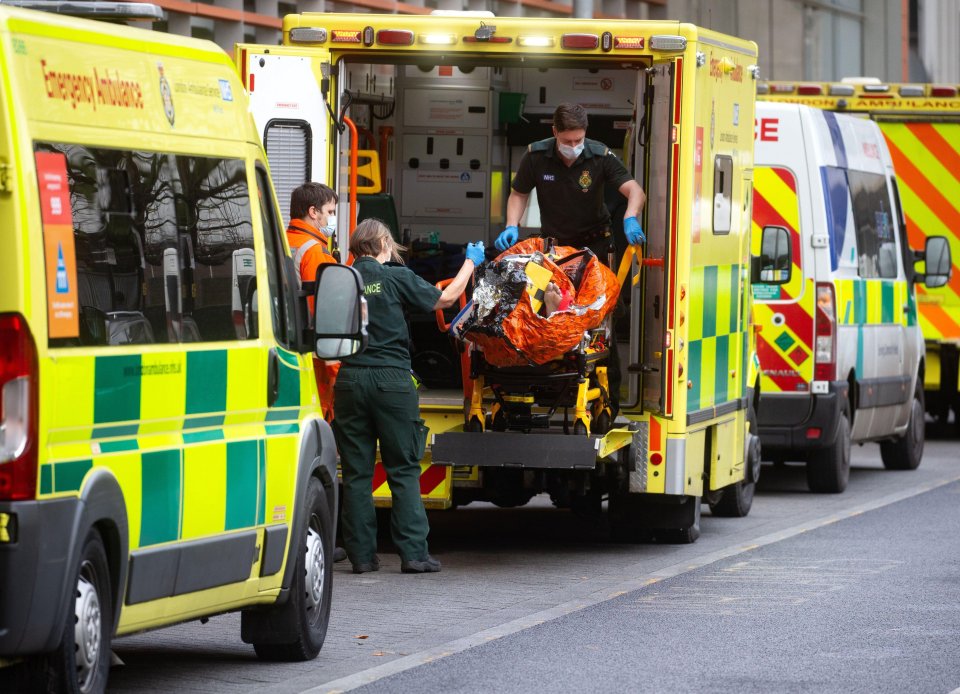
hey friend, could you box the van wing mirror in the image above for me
[915,235,952,289]
[313,264,368,359]
[751,225,792,285]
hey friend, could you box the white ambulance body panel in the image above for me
[753,102,924,481]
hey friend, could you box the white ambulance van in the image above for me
[751,102,951,492]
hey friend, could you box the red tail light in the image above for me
[813,283,837,382]
[0,314,39,500]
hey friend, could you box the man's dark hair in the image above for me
[553,103,588,132]
[290,182,338,220]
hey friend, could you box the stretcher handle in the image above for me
[434,277,467,332]
[616,245,662,289]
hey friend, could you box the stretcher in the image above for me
[434,238,635,440]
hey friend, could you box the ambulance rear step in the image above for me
[431,430,600,470]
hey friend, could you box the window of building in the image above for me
[38,143,257,348]
[803,1,863,80]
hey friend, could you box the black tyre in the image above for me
[34,529,113,694]
[249,478,332,662]
[806,403,851,493]
[880,378,925,470]
[710,403,760,517]
[590,410,611,435]
[573,420,589,437]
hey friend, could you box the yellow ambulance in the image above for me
[239,13,762,542]
[757,79,960,431]
[0,6,366,692]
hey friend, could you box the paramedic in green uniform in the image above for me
[495,102,646,415]
[334,219,485,574]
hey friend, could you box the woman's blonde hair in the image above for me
[349,218,406,263]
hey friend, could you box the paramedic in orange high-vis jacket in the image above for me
[286,182,339,422]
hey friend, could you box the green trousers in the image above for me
[332,366,430,564]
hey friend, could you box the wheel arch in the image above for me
[278,417,339,598]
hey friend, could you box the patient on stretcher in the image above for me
[451,237,619,367]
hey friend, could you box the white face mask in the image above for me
[322,214,337,236]
[557,142,584,160]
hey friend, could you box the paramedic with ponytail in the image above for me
[496,102,646,415]
[333,219,485,574]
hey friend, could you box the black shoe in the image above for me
[333,546,347,562]
[352,555,380,574]
[400,555,441,573]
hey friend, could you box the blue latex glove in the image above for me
[624,216,645,245]
[465,241,485,265]
[495,225,519,251]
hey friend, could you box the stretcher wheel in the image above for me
[573,420,589,437]
[491,411,508,432]
[590,410,611,435]
[466,416,484,433]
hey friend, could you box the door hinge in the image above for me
[0,163,12,194]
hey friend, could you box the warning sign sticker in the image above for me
[36,151,79,339]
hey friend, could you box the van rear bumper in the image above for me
[757,380,849,452]
[0,498,79,656]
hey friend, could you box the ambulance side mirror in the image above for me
[752,225,792,285]
[916,235,952,289]
[313,264,368,359]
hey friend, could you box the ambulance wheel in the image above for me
[880,378,925,470]
[39,529,113,694]
[249,477,332,662]
[710,405,760,517]
[806,404,851,493]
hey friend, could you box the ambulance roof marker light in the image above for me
[377,29,415,46]
[862,83,890,93]
[518,35,555,48]
[796,84,823,95]
[290,27,328,43]
[829,84,855,96]
[561,33,599,50]
[930,85,958,97]
[770,83,795,94]
[420,33,457,45]
[649,35,686,51]
[601,32,613,52]
[756,83,770,94]
[898,85,925,97]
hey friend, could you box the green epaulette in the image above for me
[586,140,609,156]
[528,138,555,153]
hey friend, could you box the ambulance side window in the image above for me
[38,143,258,347]
[822,167,858,273]
[713,155,733,235]
[256,165,293,347]
[847,171,898,279]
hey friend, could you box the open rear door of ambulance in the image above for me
[630,63,673,414]
[237,45,332,231]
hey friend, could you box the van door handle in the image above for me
[267,348,279,407]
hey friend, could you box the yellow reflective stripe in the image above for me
[139,352,187,434]
[182,443,227,540]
